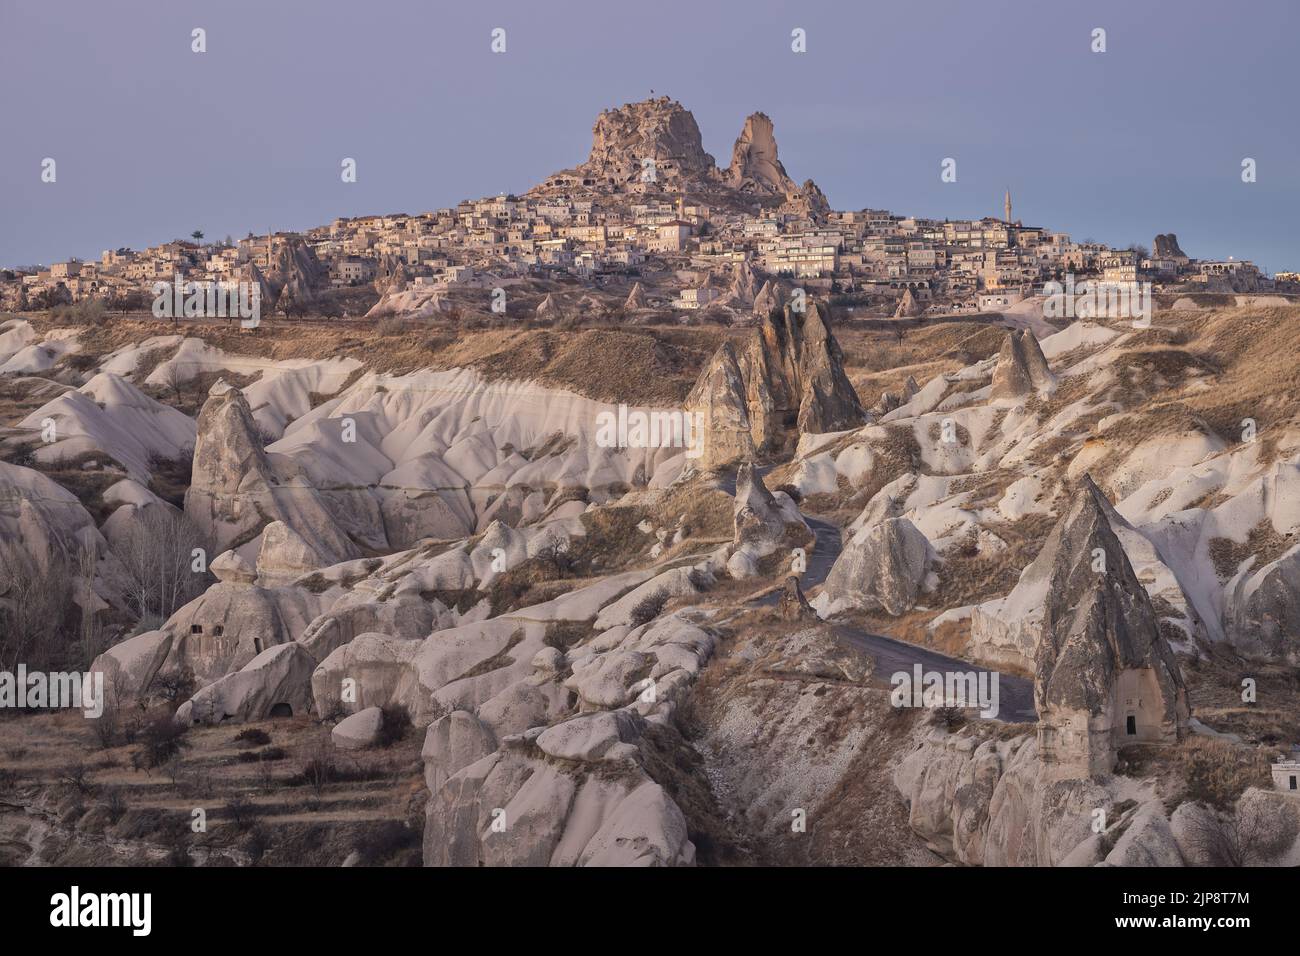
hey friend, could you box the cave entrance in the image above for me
[269,703,293,718]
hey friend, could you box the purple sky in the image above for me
[2,0,1297,272]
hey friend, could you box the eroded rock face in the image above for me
[579,97,716,187]
[752,279,782,317]
[684,342,756,470]
[90,630,173,705]
[703,298,864,459]
[1030,476,1190,778]
[177,642,316,724]
[624,282,648,310]
[1153,233,1187,259]
[423,711,695,867]
[727,112,796,195]
[333,706,383,750]
[894,289,923,318]
[796,301,867,434]
[990,329,1055,401]
[817,517,932,616]
[727,462,809,578]
[1224,543,1300,665]
[184,384,359,567]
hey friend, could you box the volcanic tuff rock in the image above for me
[815,516,932,616]
[578,97,716,187]
[989,329,1056,401]
[1224,543,1300,665]
[1153,233,1187,259]
[177,642,316,725]
[1027,476,1189,778]
[752,279,782,316]
[894,288,923,318]
[727,112,797,195]
[623,281,648,310]
[727,462,809,578]
[183,382,359,566]
[684,341,756,470]
[702,298,864,461]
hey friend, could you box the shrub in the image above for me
[629,589,669,627]
[376,704,412,748]
[234,728,272,748]
[102,788,128,824]
[930,706,967,732]
[1179,738,1271,809]
[225,793,260,832]
[355,820,421,866]
[133,712,190,770]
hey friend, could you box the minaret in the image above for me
[1004,189,1012,225]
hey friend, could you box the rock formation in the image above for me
[727,112,797,195]
[816,516,932,616]
[623,281,648,310]
[183,382,359,566]
[752,279,782,317]
[1021,476,1189,778]
[702,298,865,459]
[576,97,716,187]
[684,342,756,470]
[1153,233,1187,259]
[989,329,1055,401]
[727,462,809,578]
[894,288,923,318]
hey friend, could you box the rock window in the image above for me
[190,624,203,635]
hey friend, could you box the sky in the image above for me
[2,0,1297,272]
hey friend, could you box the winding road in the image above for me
[722,470,1037,723]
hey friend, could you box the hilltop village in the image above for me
[3,98,1292,322]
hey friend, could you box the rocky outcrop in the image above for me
[894,288,923,318]
[1018,476,1189,778]
[184,383,359,566]
[815,517,932,616]
[727,462,809,578]
[752,279,781,317]
[576,97,716,187]
[176,642,316,724]
[90,630,173,705]
[264,237,327,302]
[623,282,648,311]
[989,329,1055,401]
[684,342,756,470]
[704,298,864,459]
[535,293,562,319]
[1223,543,1300,665]
[1153,233,1187,259]
[423,709,695,866]
[796,301,867,433]
[727,112,796,195]
[723,260,759,309]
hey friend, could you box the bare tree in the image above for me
[155,361,187,405]
[113,505,210,626]
[1179,799,1299,866]
[0,542,70,672]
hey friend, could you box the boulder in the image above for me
[332,706,383,750]
[90,630,173,704]
[816,517,931,616]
